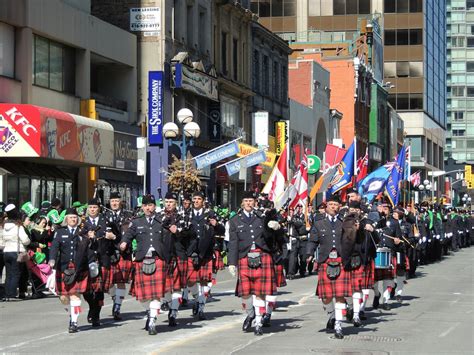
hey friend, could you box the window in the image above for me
[451,37,465,47]
[284,0,296,16]
[385,30,396,45]
[233,38,238,80]
[409,62,423,77]
[397,94,409,109]
[263,55,269,95]
[359,0,370,14]
[384,62,396,77]
[410,94,423,109]
[281,65,287,103]
[468,87,474,97]
[468,0,474,9]
[410,0,422,12]
[253,50,260,93]
[221,96,241,132]
[410,136,424,157]
[271,0,283,16]
[453,129,466,136]
[0,22,14,77]
[334,0,345,15]
[468,37,474,47]
[258,0,270,16]
[409,29,423,45]
[397,30,409,45]
[273,61,279,100]
[221,32,227,75]
[384,0,396,12]
[451,87,465,97]
[33,35,75,93]
[397,0,409,13]
[454,111,464,120]
[396,62,409,77]
[187,5,194,46]
[468,62,474,72]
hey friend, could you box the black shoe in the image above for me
[373,295,380,309]
[396,295,402,302]
[287,274,295,280]
[144,314,150,331]
[181,298,188,308]
[92,318,101,327]
[334,328,344,339]
[346,308,353,321]
[382,303,391,311]
[262,313,271,327]
[113,304,122,321]
[198,310,206,320]
[18,293,26,299]
[359,311,367,320]
[254,325,263,336]
[353,317,361,327]
[168,311,177,327]
[31,291,46,299]
[326,318,335,332]
[390,286,396,299]
[161,302,170,312]
[148,326,157,335]
[242,314,255,332]
[69,322,78,333]
[192,302,199,316]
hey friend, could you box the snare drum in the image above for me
[375,248,391,269]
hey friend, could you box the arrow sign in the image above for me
[307,155,321,175]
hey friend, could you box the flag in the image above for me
[323,143,347,171]
[356,149,368,182]
[404,145,411,180]
[386,145,407,206]
[262,144,288,203]
[276,157,308,212]
[309,164,339,202]
[357,163,392,202]
[409,171,421,187]
[327,139,356,195]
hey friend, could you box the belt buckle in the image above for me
[329,250,338,259]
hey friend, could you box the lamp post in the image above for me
[462,193,472,209]
[418,179,432,202]
[162,108,201,195]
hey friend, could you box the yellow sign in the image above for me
[465,165,473,189]
[238,143,276,168]
[275,121,287,155]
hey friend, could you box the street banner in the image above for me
[275,121,287,155]
[223,149,267,176]
[386,145,406,206]
[148,71,164,145]
[194,139,240,169]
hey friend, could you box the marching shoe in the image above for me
[198,310,207,320]
[87,310,92,324]
[192,302,199,316]
[113,304,122,321]
[372,295,380,309]
[382,303,391,311]
[144,313,150,331]
[390,285,396,299]
[69,322,78,333]
[353,317,362,327]
[242,314,255,332]
[396,295,402,302]
[334,328,344,339]
[92,318,101,327]
[346,308,353,321]
[161,301,170,312]
[359,311,367,320]
[181,298,188,308]
[326,318,335,332]
[254,325,263,336]
[262,313,272,327]
[168,311,177,327]
[148,318,158,335]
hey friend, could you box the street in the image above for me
[1,248,473,355]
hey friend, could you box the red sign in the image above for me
[255,166,263,175]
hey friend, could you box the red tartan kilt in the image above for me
[171,258,188,291]
[362,260,375,289]
[118,257,133,282]
[275,264,287,288]
[56,271,88,296]
[236,252,276,298]
[88,267,110,292]
[134,258,170,301]
[128,264,136,297]
[350,264,365,292]
[186,258,213,284]
[108,262,128,285]
[374,256,396,281]
[213,250,225,272]
[316,258,353,299]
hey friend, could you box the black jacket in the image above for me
[306,215,345,263]
[49,227,90,273]
[353,217,380,265]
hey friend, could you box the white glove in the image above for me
[422,237,427,242]
[267,220,280,230]
[228,265,237,277]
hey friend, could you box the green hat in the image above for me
[47,209,61,224]
[72,201,82,208]
[21,202,39,218]
[58,210,67,224]
[34,251,46,264]
[229,211,237,219]
[137,196,143,207]
[77,204,87,215]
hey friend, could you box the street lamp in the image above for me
[418,180,432,201]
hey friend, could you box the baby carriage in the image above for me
[26,251,55,296]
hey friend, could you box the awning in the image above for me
[0,104,114,167]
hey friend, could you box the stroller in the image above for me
[25,251,55,297]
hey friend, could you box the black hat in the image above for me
[348,201,361,209]
[88,198,100,206]
[164,191,178,200]
[192,191,205,198]
[393,206,405,215]
[346,187,359,195]
[110,191,122,200]
[326,194,341,204]
[242,191,256,200]
[51,198,62,207]
[41,201,51,209]
[317,202,327,210]
[183,193,192,201]
[142,194,156,205]
[65,207,78,216]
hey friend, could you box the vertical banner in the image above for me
[252,111,269,147]
[275,121,287,155]
[148,71,163,145]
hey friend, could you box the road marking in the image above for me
[229,333,273,354]
[0,331,68,351]
[438,323,459,338]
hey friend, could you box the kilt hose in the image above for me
[185,257,214,284]
[236,251,276,298]
[275,263,287,288]
[56,270,89,296]
[374,256,397,281]
[316,257,353,299]
[134,257,170,301]
[213,250,225,273]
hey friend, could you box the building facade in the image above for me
[0,0,139,208]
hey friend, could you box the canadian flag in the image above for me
[262,144,288,203]
[277,156,308,213]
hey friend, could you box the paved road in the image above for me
[0,248,473,354]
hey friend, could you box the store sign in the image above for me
[225,149,267,176]
[238,143,276,168]
[148,71,164,145]
[194,140,239,169]
[307,154,321,175]
[208,101,221,142]
[252,111,269,147]
[114,132,138,171]
[130,7,161,36]
[275,120,288,155]
[173,63,218,101]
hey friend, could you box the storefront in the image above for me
[0,103,114,207]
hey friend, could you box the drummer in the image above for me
[373,199,402,311]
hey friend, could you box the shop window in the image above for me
[409,29,423,45]
[19,177,30,205]
[385,30,396,45]
[31,179,41,208]
[33,35,75,93]
[7,176,18,205]
[47,180,55,202]
[56,181,64,205]
[41,179,47,202]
